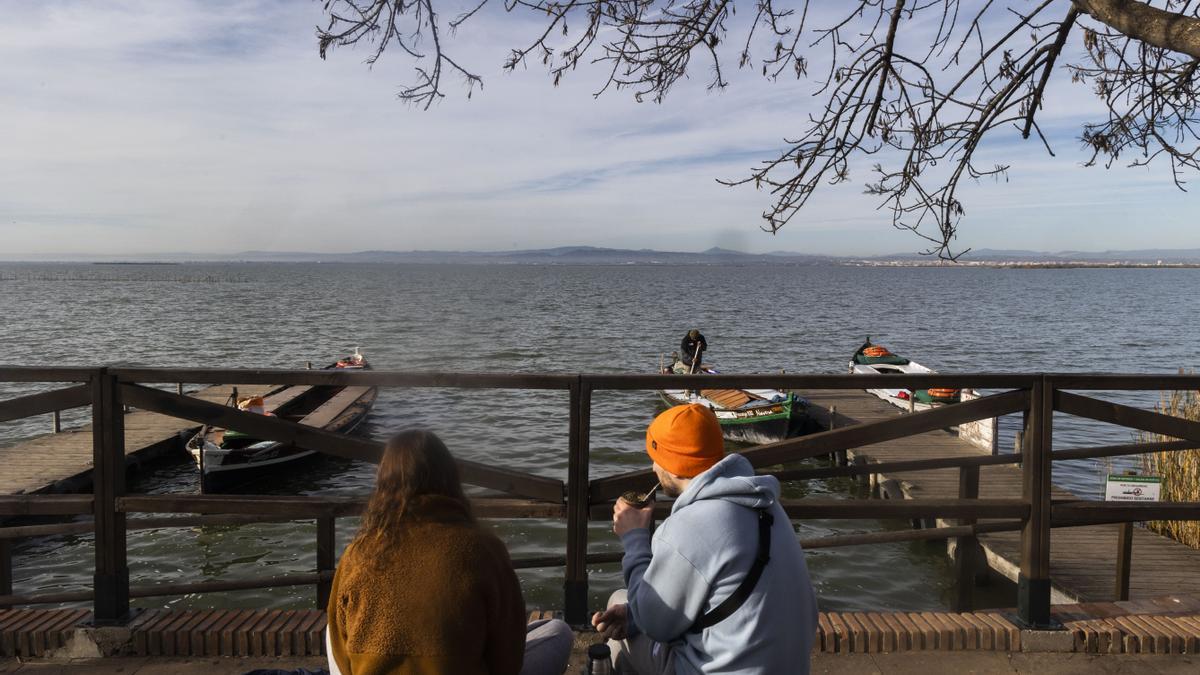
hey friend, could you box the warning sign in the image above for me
[1104,474,1162,502]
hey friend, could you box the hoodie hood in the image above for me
[671,453,779,513]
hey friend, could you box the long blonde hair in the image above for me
[355,430,472,547]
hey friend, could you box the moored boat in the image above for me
[658,359,812,445]
[186,348,377,491]
[848,338,961,411]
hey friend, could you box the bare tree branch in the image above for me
[317,0,1200,259]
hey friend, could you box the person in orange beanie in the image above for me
[591,404,818,675]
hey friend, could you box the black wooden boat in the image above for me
[186,349,376,491]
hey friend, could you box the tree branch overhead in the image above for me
[318,0,1200,259]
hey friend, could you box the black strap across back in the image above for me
[688,507,774,634]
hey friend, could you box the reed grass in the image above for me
[1140,380,1200,548]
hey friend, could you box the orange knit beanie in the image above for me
[645,404,725,478]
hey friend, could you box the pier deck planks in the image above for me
[800,389,1200,604]
[0,385,276,496]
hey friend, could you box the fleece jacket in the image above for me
[620,453,818,675]
[327,495,526,675]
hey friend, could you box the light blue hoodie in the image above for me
[620,454,818,675]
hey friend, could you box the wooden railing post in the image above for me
[0,540,11,610]
[564,377,591,626]
[317,514,336,608]
[953,464,980,612]
[1115,521,1133,601]
[1017,376,1055,628]
[92,368,129,623]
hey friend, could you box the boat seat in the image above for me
[701,389,754,409]
[262,386,312,414]
[299,387,371,429]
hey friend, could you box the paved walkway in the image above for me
[3,653,1199,674]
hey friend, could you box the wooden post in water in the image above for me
[176,382,184,396]
[1017,376,1054,628]
[92,369,130,623]
[953,464,980,612]
[317,515,336,608]
[51,410,61,433]
[564,378,591,625]
[0,540,11,610]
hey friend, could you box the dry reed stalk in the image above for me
[1140,378,1200,548]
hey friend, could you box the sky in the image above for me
[0,0,1195,258]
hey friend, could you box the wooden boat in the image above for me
[848,338,961,411]
[186,349,377,492]
[658,360,811,445]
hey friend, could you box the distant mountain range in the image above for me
[217,246,836,264]
[6,245,1200,265]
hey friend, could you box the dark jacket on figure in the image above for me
[327,495,526,675]
[681,333,707,364]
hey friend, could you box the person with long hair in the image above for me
[326,429,574,675]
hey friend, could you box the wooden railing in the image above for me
[1,368,1199,629]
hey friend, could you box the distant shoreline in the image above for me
[1,259,1198,269]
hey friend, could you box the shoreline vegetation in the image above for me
[1142,382,1200,549]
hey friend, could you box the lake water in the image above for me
[1,262,1197,613]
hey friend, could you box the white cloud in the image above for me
[0,0,1194,258]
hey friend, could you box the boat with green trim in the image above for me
[848,338,961,411]
[658,360,812,444]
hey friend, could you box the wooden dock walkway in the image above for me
[0,385,275,496]
[801,389,1200,604]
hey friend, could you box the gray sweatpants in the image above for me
[605,590,675,675]
[522,618,575,675]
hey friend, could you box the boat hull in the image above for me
[848,341,963,411]
[657,390,810,445]
[187,360,377,492]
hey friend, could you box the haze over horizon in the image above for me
[2,1,1196,258]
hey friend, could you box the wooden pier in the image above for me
[802,389,1200,604]
[0,385,275,496]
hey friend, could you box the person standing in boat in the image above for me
[591,404,818,674]
[326,430,574,675]
[675,329,708,373]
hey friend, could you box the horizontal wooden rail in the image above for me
[583,373,1036,390]
[129,572,333,599]
[0,367,97,383]
[799,520,1024,549]
[1053,501,1200,525]
[0,588,94,606]
[114,368,576,389]
[0,385,91,424]
[590,389,1031,501]
[117,495,566,519]
[0,495,93,516]
[589,498,1029,521]
[1049,374,1200,390]
[0,515,312,540]
[1051,439,1199,462]
[1055,391,1200,444]
[768,453,1021,481]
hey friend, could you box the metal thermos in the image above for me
[586,642,614,675]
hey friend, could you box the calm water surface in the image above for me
[1,263,1197,612]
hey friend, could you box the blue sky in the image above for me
[0,0,1195,258]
